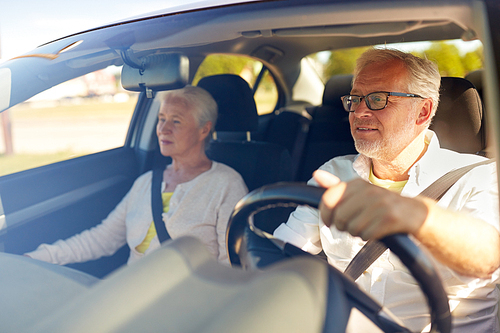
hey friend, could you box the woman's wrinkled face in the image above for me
[156,98,209,159]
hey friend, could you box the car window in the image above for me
[307,40,484,82]
[192,54,278,115]
[0,65,138,176]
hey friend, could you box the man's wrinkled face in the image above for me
[349,60,421,162]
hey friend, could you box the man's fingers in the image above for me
[313,170,341,188]
[318,184,347,227]
[313,170,346,227]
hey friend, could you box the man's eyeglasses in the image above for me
[341,91,424,112]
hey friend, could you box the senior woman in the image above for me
[25,86,248,265]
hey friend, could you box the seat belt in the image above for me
[152,167,170,243]
[290,114,311,180]
[344,158,495,280]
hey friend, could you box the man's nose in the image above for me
[352,99,372,117]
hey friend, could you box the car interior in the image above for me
[0,0,498,331]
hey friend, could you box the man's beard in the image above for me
[353,113,417,161]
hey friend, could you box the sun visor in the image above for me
[121,53,189,94]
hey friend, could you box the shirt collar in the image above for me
[403,130,440,193]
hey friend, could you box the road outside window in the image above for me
[0,66,138,176]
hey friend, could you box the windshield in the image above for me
[0,7,225,111]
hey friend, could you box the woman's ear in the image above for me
[416,98,433,126]
[200,121,212,140]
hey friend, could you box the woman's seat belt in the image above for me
[152,167,171,243]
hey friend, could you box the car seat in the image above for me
[430,76,486,155]
[297,74,356,182]
[430,75,498,325]
[465,69,483,101]
[262,105,313,180]
[197,74,293,192]
[197,74,294,233]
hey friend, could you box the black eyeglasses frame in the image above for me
[341,91,424,112]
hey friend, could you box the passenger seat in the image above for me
[198,74,294,233]
[197,74,293,191]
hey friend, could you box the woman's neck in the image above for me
[163,154,212,192]
[170,153,212,173]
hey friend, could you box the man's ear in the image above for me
[416,98,433,126]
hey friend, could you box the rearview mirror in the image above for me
[121,53,189,94]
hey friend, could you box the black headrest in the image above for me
[430,77,484,154]
[197,74,258,132]
[322,74,353,107]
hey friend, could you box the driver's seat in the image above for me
[430,76,487,155]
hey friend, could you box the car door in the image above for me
[0,69,156,278]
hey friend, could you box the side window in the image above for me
[192,54,278,115]
[254,70,279,114]
[0,65,138,176]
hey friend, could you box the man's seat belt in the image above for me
[152,167,171,243]
[344,158,495,280]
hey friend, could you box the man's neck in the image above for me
[371,132,428,181]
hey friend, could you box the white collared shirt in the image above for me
[274,130,499,332]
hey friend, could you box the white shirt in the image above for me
[27,161,248,265]
[274,130,500,332]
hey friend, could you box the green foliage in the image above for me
[192,54,261,86]
[191,54,277,114]
[417,42,465,76]
[416,41,483,77]
[462,46,483,74]
[322,47,370,79]
[319,41,483,80]
[193,42,483,89]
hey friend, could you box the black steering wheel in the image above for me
[227,182,451,333]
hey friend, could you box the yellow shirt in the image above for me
[135,192,173,254]
[368,168,407,193]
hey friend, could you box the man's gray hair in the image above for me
[159,85,218,143]
[354,48,441,126]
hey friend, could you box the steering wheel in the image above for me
[227,182,451,333]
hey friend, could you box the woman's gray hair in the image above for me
[354,48,441,127]
[158,85,218,144]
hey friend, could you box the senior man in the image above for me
[274,48,500,332]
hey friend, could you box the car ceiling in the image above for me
[4,0,481,108]
[150,0,477,91]
[37,0,478,76]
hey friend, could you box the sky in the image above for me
[0,0,207,60]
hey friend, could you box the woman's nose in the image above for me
[158,121,172,133]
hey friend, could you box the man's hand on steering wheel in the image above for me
[314,170,428,240]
